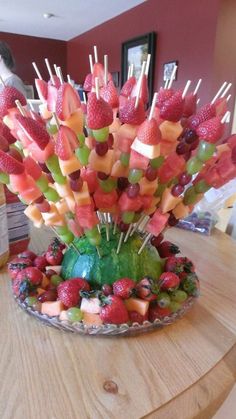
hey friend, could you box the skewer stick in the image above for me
[138,232,152,255]
[221,111,230,124]
[226,94,231,102]
[182,80,191,98]
[45,58,54,84]
[67,74,72,85]
[196,98,200,105]
[116,232,124,254]
[53,64,58,75]
[97,224,101,234]
[104,55,108,86]
[164,79,169,89]
[145,54,151,76]
[95,77,100,99]
[139,216,149,233]
[32,62,42,80]
[28,100,34,111]
[70,242,80,254]
[167,65,178,89]
[104,213,110,242]
[130,63,134,78]
[0,75,5,86]
[130,214,146,237]
[113,218,118,235]
[135,61,146,108]
[15,100,27,116]
[89,54,93,73]
[124,224,133,243]
[57,67,64,84]
[226,112,231,123]
[149,92,158,120]
[127,65,131,79]
[52,112,60,129]
[220,82,232,98]
[82,92,87,104]
[93,46,98,63]
[96,246,102,259]
[193,78,202,95]
[211,81,227,103]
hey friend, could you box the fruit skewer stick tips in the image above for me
[57,67,64,85]
[182,80,191,98]
[129,63,134,78]
[211,81,227,103]
[45,58,55,84]
[93,45,98,63]
[89,54,93,73]
[113,217,118,235]
[197,98,200,105]
[28,100,34,111]
[95,77,100,100]
[15,99,27,116]
[104,55,108,86]
[226,94,231,102]
[135,60,146,108]
[0,75,5,85]
[130,214,146,237]
[96,246,102,259]
[32,62,42,80]
[82,92,87,104]
[193,78,202,95]
[145,54,151,76]
[221,111,231,124]
[167,64,178,89]
[123,224,133,243]
[220,82,232,98]
[53,64,58,75]
[104,213,110,242]
[116,232,124,254]
[138,232,152,255]
[67,74,72,85]
[148,92,158,120]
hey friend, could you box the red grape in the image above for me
[95,141,108,156]
[119,222,129,232]
[150,233,164,248]
[179,172,192,186]
[70,178,83,192]
[189,138,200,151]
[168,214,178,226]
[117,177,129,191]
[127,183,140,198]
[69,169,81,180]
[145,167,158,181]
[176,142,189,155]
[185,129,198,144]
[97,171,109,180]
[171,184,184,197]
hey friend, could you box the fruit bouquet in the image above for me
[1,48,235,335]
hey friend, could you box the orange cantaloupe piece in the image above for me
[41,301,64,317]
[41,275,50,289]
[59,310,69,321]
[144,197,160,215]
[139,178,158,196]
[160,187,182,213]
[73,182,91,206]
[62,109,83,134]
[124,298,149,316]
[117,123,137,140]
[111,160,129,178]
[37,287,46,296]
[55,182,73,198]
[172,202,190,219]
[109,116,121,133]
[88,149,114,175]
[59,155,81,176]
[56,199,70,215]
[82,312,103,326]
[65,195,76,212]
[24,205,43,224]
[159,121,183,142]
[160,140,177,156]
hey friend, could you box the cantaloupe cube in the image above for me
[80,298,101,314]
[82,312,103,326]
[65,195,76,212]
[88,149,114,175]
[55,182,73,198]
[59,310,69,321]
[131,138,160,159]
[45,265,62,274]
[62,109,83,134]
[24,204,43,224]
[160,139,177,156]
[20,187,42,204]
[41,275,50,289]
[111,160,129,178]
[159,121,183,142]
[41,301,64,317]
[124,298,149,316]
[117,123,137,140]
[42,205,61,224]
[172,202,190,219]
[139,178,158,196]
[160,188,182,213]
[73,182,91,206]
[56,199,70,215]
[144,197,160,215]
[59,155,81,176]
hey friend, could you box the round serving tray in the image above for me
[14,294,197,336]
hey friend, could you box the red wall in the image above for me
[0,32,67,90]
[67,0,220,105]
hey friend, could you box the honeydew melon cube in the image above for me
[80,298,101,314]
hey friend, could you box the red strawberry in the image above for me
[18,250,36,261]
[33,255,48,271]
[113,277,136,299]
[0,132,9,151]
[8,257,33,279]
[157,241,180,258]
[100,80,119,108]
[57,278,90,308]
[16,115,50,150]
[164,256,185,273]
[48,237,66,252]
[38,289,58,302]
[182,93,197,118]
[83,73,92,92]
[0,123,16,145]
[46,247,63,266]
[16,267,43,285]
[129,310,148,324]
[188,103,216,129]
[120,76,136,97]
[136,277,160,301]
[177,257,195,273]
[0,86,27,118]
[48,75,61,89]
[160,272,180,290]
[148,304,172,321]
[100,295,129,324]
[102,284,113,296]
[55,125,78,160]
[196,116,224,143]
[119,97,145,125]
[13,267,42,298]
[131,75,149,105]
[160,90,184,122]
[156,88,174,107]
[87,92,113,129]
[47,84,58,112]
[137,118,162,145]
[35,79,48,101]
[56,83,81,121]
[0,149,25,174]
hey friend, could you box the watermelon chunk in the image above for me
[146,209,169,236]
[94,188,118,210]
[75,204,99,229]
[118,192,143,212]
[129,150,149,170]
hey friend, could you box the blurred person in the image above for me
[0,41,26,96]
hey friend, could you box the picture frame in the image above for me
[163,60,178,82]
[121,32,156,104]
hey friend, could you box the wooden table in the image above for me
[1,227,236,419]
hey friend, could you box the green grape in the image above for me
[169,301,182,313]
[122,211,135,224]
[77,133,85,146]
[67,307,83,322]
[150,156,164,169]
[52,172,67,185]
[157,292,171,308]
[183,186,198,205]
[46,121,58,135]
[85,227,101,246]
[75,145,90,166]
[59,231,74,244]
[92,127,109,142]
[0,172,9,184]
[55,225,69,235]
[194,179,211,193]
[88,234,102,246]
[128,169,143,184]
[197,141,216,162]
[186,156,203,175]
[99,178,117,193]
[44,187,60,202]
[24,296,37,306]
[51,275,63,286]
[120,152,130,167]
[154,183,167,197]
[36,175,49,192]
[171,290,188,303]
[85,226,99,238]
[46,155,61,174]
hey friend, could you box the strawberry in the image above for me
[160,272,180,290]
[38,289,58,302]
[18,250,36,261]
[148,304,172,321]
[0,86,27,118]
[157,241,180,258]
[177,257,195,273]
[83,73,92,92]
[120,76,136,97]
[8,257,33,280]
[16,115,50,150]
[188,103,216,129]
[57,278,90,308]
[137,118,162,145]
[113,277,136,299]
[156,88,174,107]
[100,80,119,108]
[164,256,185,273]
[87,92,113,129]
[13,267,43,297]
[129,311,148,324]
[33,255,48,271]
[0,149,25,174]
[35,79,48,101]
[55,126,78,160]
[48,237,66,252]
[102,284,113,296]
[159,90,184,122]
[0,124,16,145]
[100,295,129,324]
[16,267,43,285]
[196,116,224,143]
[182,93,197,118]
[136,277,161,301]
[46,247,63,266]
[0,132,9,151]
[47,84,58,112]
[119,97,145,125]
[131,75,149,105]
[56,83,81,121]
[48,75,61,89]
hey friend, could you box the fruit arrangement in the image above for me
[0,46,235,334]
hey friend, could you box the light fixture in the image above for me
[43,13,54,19]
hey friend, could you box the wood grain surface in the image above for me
[0,226,235,419]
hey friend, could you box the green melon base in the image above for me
[61,228,164,288]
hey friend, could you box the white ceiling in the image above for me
[0,0,145,41]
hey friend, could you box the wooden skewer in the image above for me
[116,232,124,254]
[130,63,134,78]
[145,54,151,76]
[113,217,118,235]
[167,65,178,89]
[57,67,64,84]
[182,80,191,98]
[96,246,102,259]
[138,232,152,255]
[196,98,200,105]
[53,64,58,75]
[127,65,131,79]
[130,214,146,237]
[164,79,169,89]
[104,213,110,242]
[104,55,108,86]
[95,77,100,99]
[97,224,101,234]
[82,92,87,104]
[148,92,158,120]
[93,45,98,63]
[124,224,133,243]
[135,61,146,108]
[28,100,34,111]
[211,81,227,103]
[226,94,231,102]
[221,111,230,123]
[193,78,202,95]
[32,62,42,80]
[67,74,72,85]
[226,112,231,123]
[70,242,80,254]
[0,75,5,86]
[15,100,27,116]
[45,58,54,84]
[89,54,93,73]
[139,216,149,233]
[52,112,60,129]
[220,83,232,98]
